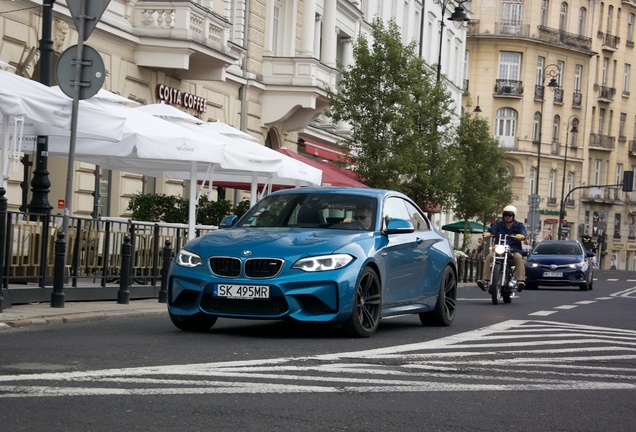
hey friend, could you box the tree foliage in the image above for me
[127,193,250,225]
[327,18,460,209]
[454,110,513,247]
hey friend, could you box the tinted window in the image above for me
[238,193,377,230]
[382,197,411,228]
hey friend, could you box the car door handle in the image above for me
[416,237,424,244]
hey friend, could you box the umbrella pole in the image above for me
[188,161,197,241]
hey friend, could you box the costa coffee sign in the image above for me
[156,84,207,114]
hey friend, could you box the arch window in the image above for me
[578,8,587,36]
[552,115,561,154]
[559,2,567,32]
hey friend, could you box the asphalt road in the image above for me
[0,270,634,431]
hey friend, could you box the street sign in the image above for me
[67,0,111,41]
[56,44,105,100]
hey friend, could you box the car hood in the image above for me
[185,228,371,258]
[527,254,586,265]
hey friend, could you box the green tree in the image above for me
[327,18,459,208]
[454,110,513,248]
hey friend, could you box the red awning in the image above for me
[303,140,347,162]
[277,148,367,187]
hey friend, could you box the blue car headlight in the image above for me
[570,260,587,270]
[176,249,203,267]
[292,254,354,272]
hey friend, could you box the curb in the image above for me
[0,309,167,330]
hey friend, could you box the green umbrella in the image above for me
[441,220,487,233]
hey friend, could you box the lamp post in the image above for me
[429,0,469,83]
[530,63,560,246]
[28,0,56,217]
[558,115,579,240]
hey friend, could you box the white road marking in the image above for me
[529,311,558,316]
[1,320,634,397]
[554,305,577,310]
[574,301,596,305]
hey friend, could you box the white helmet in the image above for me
[503,205,517,218]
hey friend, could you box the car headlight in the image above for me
[292,254,353,272]
[176,249,203,267]
[529,263,539,268]
[494,245,506,255]
[570,260,587,270]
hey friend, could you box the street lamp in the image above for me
[28,0,56,217]
[429,0,469,83]
[558,115,579,240]
[529,63,560,246]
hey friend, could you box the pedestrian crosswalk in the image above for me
[0,320,634,397]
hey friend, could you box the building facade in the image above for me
[463,0,636,269]
[1,0,466,230]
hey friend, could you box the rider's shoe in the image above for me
[516,281,525,292]
[477,280,489,292]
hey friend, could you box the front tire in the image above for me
[491,262,503,305]
[420,266,457,326]
[169,311,217,332]
[343,267,382,338]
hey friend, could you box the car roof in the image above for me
[267,186,407,201]
[533,240,584,255]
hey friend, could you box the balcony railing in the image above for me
[495,21,529,36]
[572,91,582,107]
[598,85,616,101]
[553,88,564,104]
[547,197,557,205]
[589,133,616,150]
[629,140,636,155]
[602,33,620,49]
[494,79,523,96]
[537,25,593,52]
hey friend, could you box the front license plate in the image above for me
[543,271,563,277]
[213,284,270,299]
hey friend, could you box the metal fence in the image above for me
[0,188,217,307]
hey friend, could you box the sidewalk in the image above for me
[0,299,168,330]
[0,282,475,330]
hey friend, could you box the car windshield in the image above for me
[533,243,582,255]
[236,193,377,230]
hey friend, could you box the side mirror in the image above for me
[384,218,415,235]
[220,215,238,228]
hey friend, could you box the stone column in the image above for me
[300,0,317,56]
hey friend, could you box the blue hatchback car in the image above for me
[167,187,458,337]
[525,240,595,291]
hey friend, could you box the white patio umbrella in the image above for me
[0,69,126,189]
[135,103,322,201]
[45,98,238,240]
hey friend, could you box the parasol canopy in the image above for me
[441,220,488,233]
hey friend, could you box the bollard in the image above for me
[468,257,474,282]
[118,235,132,304]
[51,231,66,308]
[463,256,469,283]
[0,187,6,312]
[457,257,464,284]
[158,240,173,303]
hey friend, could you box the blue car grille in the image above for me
[209,257,284,278]
[200,294,288,315]
[209,257,241,277]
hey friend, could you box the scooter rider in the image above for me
[477,205,527,292]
